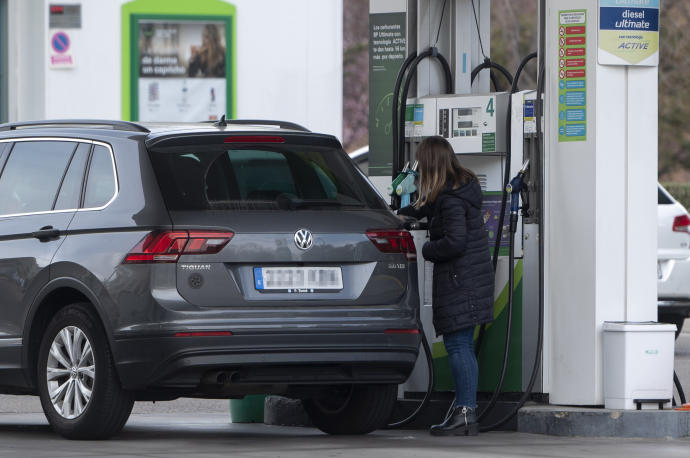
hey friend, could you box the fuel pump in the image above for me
[367,0,546,429]
[371,0,685,433]
[396,90,535,427]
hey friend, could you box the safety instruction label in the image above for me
[404,104,424,137]
[598,0,659,66]
[558,10,587,143]
[524,99,536,134]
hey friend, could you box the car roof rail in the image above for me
[201,118,311,133]
[0,119,151,133]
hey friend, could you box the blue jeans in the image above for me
[443,326,478,409]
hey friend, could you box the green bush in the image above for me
[661,182,690,210]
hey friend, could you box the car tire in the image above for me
[303,384,397,435]
[658,312,685,339]
[37,303,134,439]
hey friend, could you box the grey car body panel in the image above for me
[0,123,421,395]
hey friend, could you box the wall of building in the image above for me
[7,0,343,139]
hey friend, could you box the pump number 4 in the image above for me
[486,98,494,117]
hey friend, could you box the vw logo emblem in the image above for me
[294,229,313,250]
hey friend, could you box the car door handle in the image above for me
[32,226,61,240]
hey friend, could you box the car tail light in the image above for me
[124,230,234,263]
[224,135,285,143]
[366,230,417,261]
[174,331,232,337]
[384,329,420,334]
[672,214,690,234]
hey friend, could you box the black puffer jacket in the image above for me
[420,179,494,336]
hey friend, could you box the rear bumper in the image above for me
[112,331,420,390]
[658,257,690,299]
[658,300,690,318]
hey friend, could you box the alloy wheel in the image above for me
[46,326,95,419]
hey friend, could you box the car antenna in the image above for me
[214,114,228,127]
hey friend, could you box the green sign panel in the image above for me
[368,12,407,177]
[122,0,236,122]
[557,10,587,143]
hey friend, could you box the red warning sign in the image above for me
[566,36,586,46]
[566,26,585,35]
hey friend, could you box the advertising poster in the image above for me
[368,12,407,177]
[599,0,659,66]
[136,19,230,122]
[482,193,511,250]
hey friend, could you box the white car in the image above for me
[349,145,369,175]
[658,184,690,335]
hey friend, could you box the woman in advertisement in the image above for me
[188,24,226,78]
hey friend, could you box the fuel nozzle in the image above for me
[505,160,530,233]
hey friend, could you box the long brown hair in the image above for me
[201,24,225,76]
[415,136,477,208]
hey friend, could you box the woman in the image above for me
[399,136,494,436]
[188,24,226,78]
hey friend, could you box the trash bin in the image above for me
[603,321,676,410]
[230,395,266,423]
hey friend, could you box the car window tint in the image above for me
[658,186,673,205]
[149,145,387,211]
[0,141,76,215]
[83,145,116,208]
[223,150,297,200]
[54,143,90,211]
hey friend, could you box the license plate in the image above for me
[254,267,343,292]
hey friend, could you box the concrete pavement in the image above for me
[0,412,688,458]
[0,319,686,456]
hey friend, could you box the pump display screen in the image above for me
[452,107,480,138]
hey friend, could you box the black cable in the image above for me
[392,52,419,180]
[490,52,537,273]
[474,52,535,362]
[489,71,501,91]
[397,50,431,176]
[476,223,516,423]
[472,52,538,423]
[386,329,434,428]
[434,0,448,47]
[471,60,514,94]
[479,62,545,432]
[675,371,687,405]
[470,0,487,59]
[397,48,453,176]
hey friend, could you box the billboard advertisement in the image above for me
[122,0,236,122]
[137,20,228,121]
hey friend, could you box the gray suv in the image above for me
[0,120,420,439]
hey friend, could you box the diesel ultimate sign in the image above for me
[598,0,659,66]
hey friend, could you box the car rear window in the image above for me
[658,186,673,205]
[149,145,387,211]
